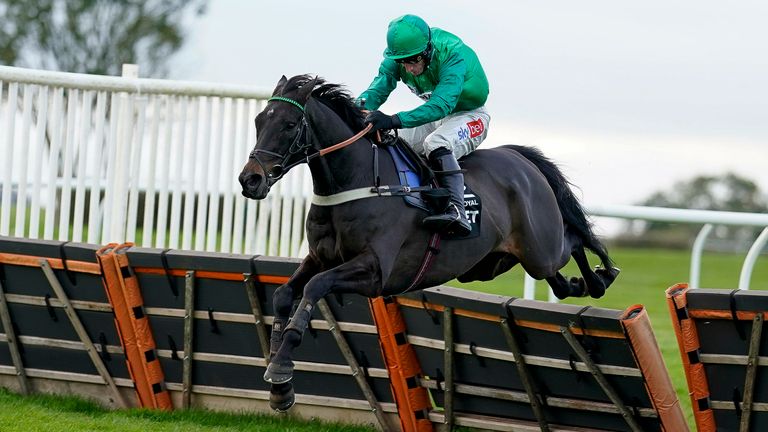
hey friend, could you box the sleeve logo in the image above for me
[466,118,484,138]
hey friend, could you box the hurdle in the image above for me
[667,284,768,432]
[389,286,688,431]
[0,237,135,407]
[122,246,399,429]
[0,236,689,431]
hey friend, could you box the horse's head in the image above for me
[239,75,317,199]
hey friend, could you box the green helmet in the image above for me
[384,15,431,60]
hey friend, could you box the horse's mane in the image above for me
[283,74,366,132]
[284,75,418,163]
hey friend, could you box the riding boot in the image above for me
[422,149,472,237]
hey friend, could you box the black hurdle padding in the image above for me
[0,237,130,380]
[126,247,393,404]
[0,238,108,302]
[400,285,664,432]
[684,289,768,431]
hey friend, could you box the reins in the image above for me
[319,124,373,156]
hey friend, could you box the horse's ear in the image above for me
[272,75,288,96]
[297,76,318,102]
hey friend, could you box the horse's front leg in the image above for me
[270,254,323,361]
[263,253,381,388]
[267,254,323,412]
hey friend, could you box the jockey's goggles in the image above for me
[396,54,424,65]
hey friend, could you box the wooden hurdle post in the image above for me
[442,306,455,431]
[243,273,271,363]
[500,317,550,432]
[39,259,127,408]
[561,325,643,432]
[740,313,763,432]
[0,278,30,395]
[182,270,195,409]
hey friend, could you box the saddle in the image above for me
[378,134,482,238]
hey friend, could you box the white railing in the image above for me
[525,205,768,301]
[0,64,312,257]
[2,65,766,298]
[588,204,768,291]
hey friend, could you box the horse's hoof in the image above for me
[263,361,294,384]
[569,277,588,297]
[596,266,621,287]
[588,284,606,299]
[270,383,295,412]
[585,276,606,299]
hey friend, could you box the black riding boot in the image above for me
[422,149,472,237]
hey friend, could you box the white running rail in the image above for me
[526,205,768,302]
[0,64,312,257]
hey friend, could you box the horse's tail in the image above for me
[508,145,614,269]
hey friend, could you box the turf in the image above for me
[0,387,377,432]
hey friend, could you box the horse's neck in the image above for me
[306,105,379,195]
[308,133,375,195]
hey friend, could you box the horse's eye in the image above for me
[285,122,297,130]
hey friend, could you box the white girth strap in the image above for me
[311,187,397,206]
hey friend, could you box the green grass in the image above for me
[0,387,376,432]
[448,246,768,429]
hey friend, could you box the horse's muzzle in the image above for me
[239,171,269,200]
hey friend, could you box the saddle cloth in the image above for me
[387,142,482,238]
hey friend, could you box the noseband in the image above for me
[248,96,372,186]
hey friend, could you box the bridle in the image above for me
[248,96,372,186]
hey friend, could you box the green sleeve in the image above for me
[397,53,466,128]
[358,60,399,110]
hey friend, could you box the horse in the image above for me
[238,74,619,412]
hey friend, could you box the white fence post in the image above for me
[104,64,139,243]
[739,227,768,290]
[689,224,714,289]
[1,82,18,236]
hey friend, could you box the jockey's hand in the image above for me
[365,110,402,131]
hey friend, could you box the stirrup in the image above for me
[423,204,471,236]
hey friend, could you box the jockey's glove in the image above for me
[365,110,402,131]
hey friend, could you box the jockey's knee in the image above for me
[424,134,460,159]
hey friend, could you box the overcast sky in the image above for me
[174,0,767,220]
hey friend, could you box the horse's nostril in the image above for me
[239,172,263,191]
[247,174,262,188]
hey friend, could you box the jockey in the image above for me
[359,14,490,237]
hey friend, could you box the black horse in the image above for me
[239,75,619,411]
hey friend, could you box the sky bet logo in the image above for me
[457,118,484,141]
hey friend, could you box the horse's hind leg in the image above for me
[546,272,588,299]
[457,252,519,283]
[571,246,619,299]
